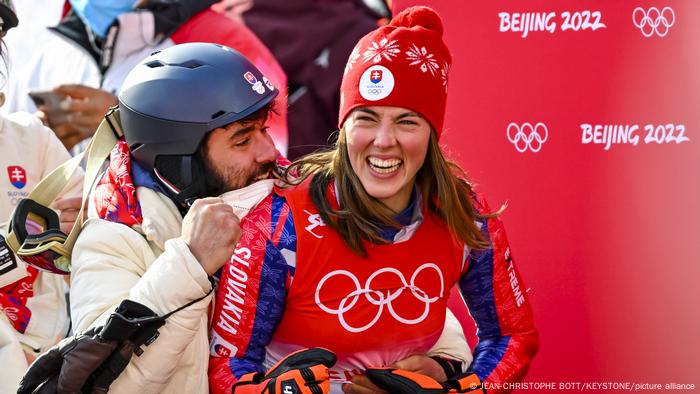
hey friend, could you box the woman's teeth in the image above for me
[368,157,402,174]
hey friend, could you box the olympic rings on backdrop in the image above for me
[632,7,675,38]
[506,122,548,153]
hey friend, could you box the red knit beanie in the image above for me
[338,6,452,138]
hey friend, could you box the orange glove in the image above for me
[232,348,337,394]
[365,368,486,393]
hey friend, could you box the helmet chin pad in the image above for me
[153,154,208,212]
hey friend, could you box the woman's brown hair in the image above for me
[284,127,501,257]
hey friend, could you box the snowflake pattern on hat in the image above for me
[344,46,361,76]
[441,61,450,93]
[362,38,400,64]
[406,44,439,76]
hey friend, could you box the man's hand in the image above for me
[40,84,118,150]
[342,355,447,394]
[53,196,84,234]
[180,197,242,275]
[232,348,337,394]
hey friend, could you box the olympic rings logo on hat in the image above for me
[315,263,444,333]
[506,122,548,153]
[632,7,675,38]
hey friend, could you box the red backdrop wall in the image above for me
[395,0,700,389]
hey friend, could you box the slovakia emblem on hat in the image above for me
[244,71,257,85]
[370,69,383,84]
[7,166,26,189]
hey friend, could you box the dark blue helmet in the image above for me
[118,42,278,208]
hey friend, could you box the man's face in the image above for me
[200,117,277,196]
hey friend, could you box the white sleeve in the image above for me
[70,218,212,392]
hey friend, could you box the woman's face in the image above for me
[344,106,431,212]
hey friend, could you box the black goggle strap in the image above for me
[4,150,81,253]
[9,199,62,246]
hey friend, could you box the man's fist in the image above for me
[181,197,242,275]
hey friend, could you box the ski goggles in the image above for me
[5,198,71,274]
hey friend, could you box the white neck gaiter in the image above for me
[218,179,274,219]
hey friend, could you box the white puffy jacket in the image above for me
[70,186,213,394]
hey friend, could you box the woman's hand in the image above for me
[342,355,446,393]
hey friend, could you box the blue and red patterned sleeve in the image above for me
[208,193,297,394]
[459,194,539,392]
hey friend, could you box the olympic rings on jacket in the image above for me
[314,263,444,333]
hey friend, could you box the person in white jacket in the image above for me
[0,1,83,391]
[0,113,83,393]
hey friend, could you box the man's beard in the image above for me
[201,155,275,197]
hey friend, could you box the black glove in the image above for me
[365,368,486,394]
[17,327,118,394]
[18,300,165,394]
[232,348,337,394]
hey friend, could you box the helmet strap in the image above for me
[153,154,208,214]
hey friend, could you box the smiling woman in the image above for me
[209,6,538,394]
[287,107,491,257]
